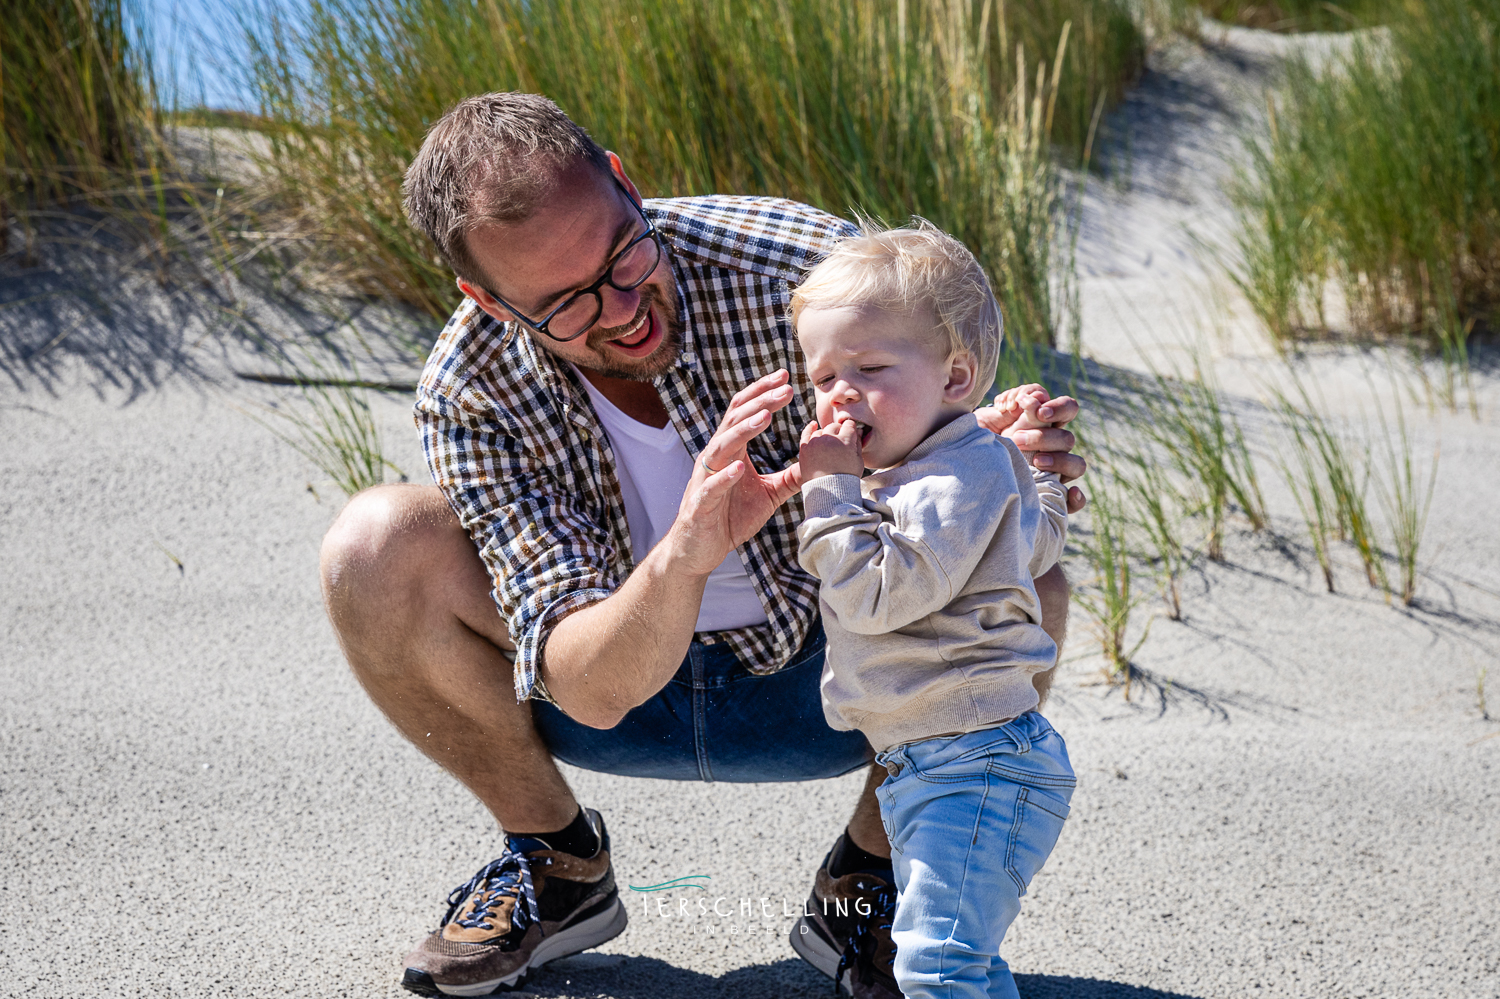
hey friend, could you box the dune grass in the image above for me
[1071,477,1150,692]
[252,345,407,496]
[2,0,155,250]
[234,0,1143,346]
[1269,392,1339,592]
[1371,389,1438,604]
[1263,374,1388,590]
[1228,0,1500,387]
[1116,449,1191,619]
[273,378,402,496]
[1264,361,1445,605]
[1121,355,1267,562]
[0,0,250,282]
[2,0,153,202]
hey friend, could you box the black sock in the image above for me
[514,807,599,858]
[828,828,893,877]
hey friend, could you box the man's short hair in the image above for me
[792,220,1002,409]
[402,92,610,288]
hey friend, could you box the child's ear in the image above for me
[943,351,979,405]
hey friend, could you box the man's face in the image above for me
[460,159,683,381]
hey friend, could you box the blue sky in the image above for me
[141,0,267,110]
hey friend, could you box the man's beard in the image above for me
[578,283,685,381]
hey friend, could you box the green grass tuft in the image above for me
[1371,381,1438,605]
[1072,477,1151,693]
[2,0,154,209]
[1228,0,1500,378]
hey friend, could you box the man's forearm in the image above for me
[537,370,803,729]
[541,535,710,730]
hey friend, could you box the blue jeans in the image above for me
[532,622,873,782]
[875,713,1075,999]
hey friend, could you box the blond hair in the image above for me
[792,220,1001,409]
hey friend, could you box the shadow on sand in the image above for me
[521,955,1202,999]
[1,218,429,401]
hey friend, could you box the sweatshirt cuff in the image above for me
[801,473,866,518]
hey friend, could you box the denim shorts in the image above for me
[532,622,873,782]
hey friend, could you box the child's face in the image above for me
[798,303,975,470]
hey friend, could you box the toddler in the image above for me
[794,222,1073,999]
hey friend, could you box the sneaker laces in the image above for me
[440,844,544,938]
[832,879,895,992]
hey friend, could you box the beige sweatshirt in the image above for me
[797,413,1067,753]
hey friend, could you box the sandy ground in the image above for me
[4,24,1498,999]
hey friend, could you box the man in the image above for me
[320,92,1086,998]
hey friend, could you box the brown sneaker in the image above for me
[401,809,627,996]
[789,839,899,998]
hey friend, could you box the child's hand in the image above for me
[989,384,1055,431]
[798,418,864,482]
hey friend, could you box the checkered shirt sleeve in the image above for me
[416,195,857,703]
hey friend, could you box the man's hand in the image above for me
[667,368,803,577]
[975,383,1088,514]
[798,418,864,482]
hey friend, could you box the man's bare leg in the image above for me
[845,764,892,858]
[320,483,577,833]
[842,562,1070,858]
[1033,562,1070,709]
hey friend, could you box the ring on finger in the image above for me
[701,456,722,474]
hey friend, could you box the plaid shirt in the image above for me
[416,195,857,702]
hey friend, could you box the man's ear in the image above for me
[943,350,980,405]
[457,276,514,326]
[607,150,644,205]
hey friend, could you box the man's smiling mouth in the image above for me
[599,305,660,356]
[612,311,650,346]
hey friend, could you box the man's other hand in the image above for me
[975,383,1088,514]
[667,368,803,577]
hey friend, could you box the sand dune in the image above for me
[2,25,1496,999]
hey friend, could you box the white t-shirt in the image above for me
[574,368,770,633]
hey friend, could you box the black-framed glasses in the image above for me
[484,180,664,343]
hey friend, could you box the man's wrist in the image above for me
[656,523,724,580]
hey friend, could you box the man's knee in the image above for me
[320,483,464,644]
[1035,563,1069,650]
